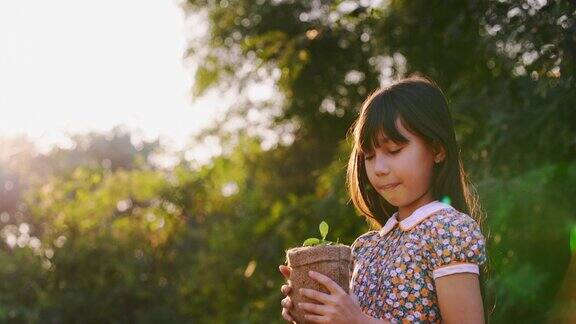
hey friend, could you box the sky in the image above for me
[0,0,230,164]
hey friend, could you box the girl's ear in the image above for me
[432,139,446,163]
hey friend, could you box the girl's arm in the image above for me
[435,273,485,324]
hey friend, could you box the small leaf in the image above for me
[319,221,329,240]
[303,238,320,246]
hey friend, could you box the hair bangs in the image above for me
[356,93,410,156]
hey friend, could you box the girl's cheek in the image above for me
[364,161,375,175]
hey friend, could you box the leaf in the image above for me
[303,238,320,247]
[319,221,329,240]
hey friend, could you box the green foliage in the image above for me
[477,163,576,322]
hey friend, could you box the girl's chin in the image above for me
[381,192,408,207]
[381,189,401,200]
[381,195,401,207]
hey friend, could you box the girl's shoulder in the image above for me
[420,206,486,258]
[424,206,481,234]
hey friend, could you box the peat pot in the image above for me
[285,244,351,324]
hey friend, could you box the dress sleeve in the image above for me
[428,212,487,280]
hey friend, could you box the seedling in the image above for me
[302,221,340,247]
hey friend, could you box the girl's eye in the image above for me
[363,148,401,160]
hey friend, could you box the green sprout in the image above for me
[302,221,340,247]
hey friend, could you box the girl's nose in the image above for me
[374,156,391,175]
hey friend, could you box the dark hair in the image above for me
[345,75,493,321]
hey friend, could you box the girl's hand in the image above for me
[299,270,367,324]
[279,264,296,323]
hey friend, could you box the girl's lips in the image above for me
[378,183,400,190]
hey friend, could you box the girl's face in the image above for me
[363,117,443,211]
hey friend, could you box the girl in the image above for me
[279,76,488,323]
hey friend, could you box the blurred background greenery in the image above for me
[0,0,575,323]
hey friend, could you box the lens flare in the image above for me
[441,195,452,205]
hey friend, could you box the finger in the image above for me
[281,296,293,309]
[279,265,292,279]
[298,302,330,316]
[282,307,294,322]
[281,284,292,295]
[299,287,334,305]
[308,271,345,296]
[303,313,328,323]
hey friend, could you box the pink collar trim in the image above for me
[379,200,453,237]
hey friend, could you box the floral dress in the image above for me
[349,200,487,323]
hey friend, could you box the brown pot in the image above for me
[285,244,351,324]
